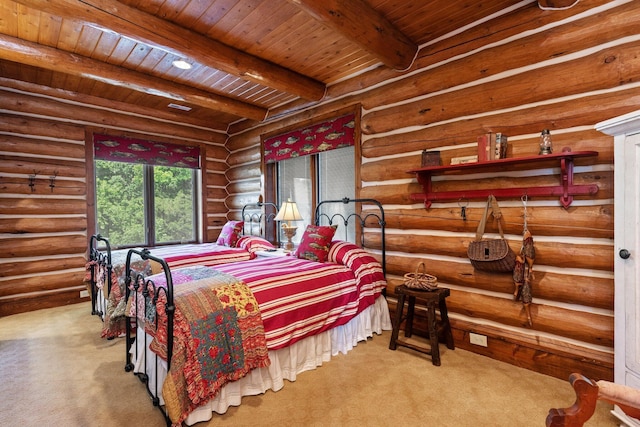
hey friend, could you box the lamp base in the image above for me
[282,225,297,252]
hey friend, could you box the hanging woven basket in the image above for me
[403,262,438,290]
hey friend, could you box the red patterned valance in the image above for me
[263,114,355,163]
[93,134,200,169]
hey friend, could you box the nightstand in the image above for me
[254,248,288,258]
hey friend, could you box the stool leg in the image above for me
[427,303,441,366]
[389,293,406,350]
[405,296,416,338]
[439,298,455,350]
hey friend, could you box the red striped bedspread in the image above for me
[109,243,253,278]
[143,241,387,354]
[143,243,253,271]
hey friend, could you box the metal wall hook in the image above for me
[458,198,469,221]
[49,171,58,192]
[28,170,40,192]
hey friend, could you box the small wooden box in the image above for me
[421,150,441,167]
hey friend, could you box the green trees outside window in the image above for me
[96,160,197,247]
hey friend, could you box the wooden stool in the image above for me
[389,285,455,366]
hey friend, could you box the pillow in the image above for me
[294,224,337,262]
[216,220,244,247]
[327,240,363,266]
[327,240,386,295]
[236,235,276,253]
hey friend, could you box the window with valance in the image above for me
[263,113,357,245]
[263,113,355,163]
[93,134,201,168]
[93,134,200,247]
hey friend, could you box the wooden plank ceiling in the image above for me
[0,0,532,130]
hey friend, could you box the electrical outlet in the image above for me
[470,332,488,347]
[80,290,89,298]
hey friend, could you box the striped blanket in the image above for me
[218,242,386,349]
[149,243,254,271]
[145,241,386,353]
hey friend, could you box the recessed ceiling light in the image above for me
[172,59,192,70]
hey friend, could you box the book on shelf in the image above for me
[478,132,508,161]
[477,133,495,162]
[495,133,508,159]
[450,155,478,165]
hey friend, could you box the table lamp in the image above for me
[274,198,303,251]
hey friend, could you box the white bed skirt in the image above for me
[131,294,392,425]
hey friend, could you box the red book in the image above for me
[477,134,491,162]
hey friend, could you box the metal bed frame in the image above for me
[122,197,387,425]
[315,197,386,277]
[87,234,112,320]
[241,201,279,246]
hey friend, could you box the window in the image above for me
[153,166,197,245]
[275,147,355,245]
[278,155,312,238]
[95,160,145,246]
[93,134,200,248]
[317,148,356,242]
[264,113,358,246]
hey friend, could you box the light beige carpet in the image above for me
[0,302,618,427]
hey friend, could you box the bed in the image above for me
[85,202,279,338]
[123,198,391,426]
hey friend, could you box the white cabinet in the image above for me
[597,110,640,426]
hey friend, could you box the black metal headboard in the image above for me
[314,197,386,277]
[241,201,279,243]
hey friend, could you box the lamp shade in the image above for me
[274,199,303,222]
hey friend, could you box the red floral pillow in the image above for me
[294,224,337,262]
[216,220,244,247]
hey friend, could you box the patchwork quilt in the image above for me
[156,271,269,426]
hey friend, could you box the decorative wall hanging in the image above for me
[263,113,355,163]
[94,134,200,169]
[467,195,517,273]
[513,195,536,327]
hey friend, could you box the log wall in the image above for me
[0,79,228,316]
[1,0,636,382]
[225,0,640,380]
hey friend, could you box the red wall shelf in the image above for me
[407,148,599,209]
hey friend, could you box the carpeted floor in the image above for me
[0,302,618,427]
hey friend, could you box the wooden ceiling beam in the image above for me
[0,34,268,121]
[13,0,326,101]
[0,76,229,133]
[288,0,418,71]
